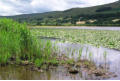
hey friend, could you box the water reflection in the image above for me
[0,40,120,80]
[0,65,100,80]
[54,42,120,80]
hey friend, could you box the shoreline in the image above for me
[29,25,120,28]
[30,26,120,31]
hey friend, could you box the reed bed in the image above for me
[0,18,57,67]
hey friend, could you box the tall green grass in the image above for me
[0,18,57,66]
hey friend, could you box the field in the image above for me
[31,28,120,50]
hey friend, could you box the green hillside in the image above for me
[1,0,120,26]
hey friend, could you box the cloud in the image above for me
[0,0,118,16]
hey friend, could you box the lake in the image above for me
[1,26,120,80]
[31,26,120,31]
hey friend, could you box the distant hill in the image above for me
[1,0,120,26]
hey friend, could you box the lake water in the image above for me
[1,40,120,80]
[54,42,120,80]
[31,26,120,31]
[1,27,120,80]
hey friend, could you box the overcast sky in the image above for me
[0,0,118,16]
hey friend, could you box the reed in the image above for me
[0,18,58,67]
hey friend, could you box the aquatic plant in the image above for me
[0,18,32,65]
[103,51,107,61]
[78,47,83,59]
[35,58,44,67]
[31,28,120,50]
[89,52,93,61]
[66,59,74,65]
[0,18,57,67]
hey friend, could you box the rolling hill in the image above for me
[1,0,120,26]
